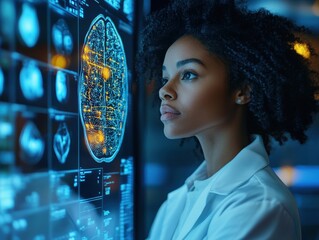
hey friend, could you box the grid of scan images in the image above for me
[0,0,135,239]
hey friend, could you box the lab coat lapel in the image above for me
[160,185,188,240]
[176,182,212,240]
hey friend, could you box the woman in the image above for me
[137,0,319,239]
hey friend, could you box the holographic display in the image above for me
[53,122,71,164]
[19,61,44,101]
[79,14,128,163]
[52,18,74,55]
[120,157,134,239]
[19,121,45,165]
[55,70,68,103]
[51,71,78,113]
[18,3,40,48]
[0,0,135,239]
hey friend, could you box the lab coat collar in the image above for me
[185,134,269,195]
[162,185,188,239]
[175,135,269,240]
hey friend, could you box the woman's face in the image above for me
[160,35,237,139]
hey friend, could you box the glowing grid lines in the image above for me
[79,15,128,163]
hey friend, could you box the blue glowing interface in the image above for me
[79,14,128,163]
[0,0,135,239]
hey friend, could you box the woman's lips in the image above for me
[160,104,181,121]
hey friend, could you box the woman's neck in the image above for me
[196,121,250,178]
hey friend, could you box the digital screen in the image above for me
[0,0,135,239]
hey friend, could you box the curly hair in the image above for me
[137,0,319,153]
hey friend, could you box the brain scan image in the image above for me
[0,67,4,96]
[18,3,40,48]
[53,122,71,164]
[55,70,68,103]
[19,121,45,165]
[19,61,44,101]
[79,15,128,163]
[52,19,73,55]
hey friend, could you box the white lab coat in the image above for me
[148,135,301,240]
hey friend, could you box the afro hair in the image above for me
[137,0,319,153]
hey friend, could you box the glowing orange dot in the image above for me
[102,67,111,81]
[84,46,90,54]
[51,54,67,68]
[85,122,94,130]
[88,130,105,145]
[293,42,310,59]
[95,130,105,144]
[82,54,88,61]
[102,147,107,154]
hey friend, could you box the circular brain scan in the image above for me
[19,61,44,101]
[18,3,40,48]
[79,15,128,163]
[19,121,44,165]
[52,19,73,55]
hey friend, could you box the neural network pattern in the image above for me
[79,15,128,163]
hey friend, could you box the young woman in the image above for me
[137,0,319,239]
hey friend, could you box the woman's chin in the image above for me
[163,129,189,139]
[163,130,178,139]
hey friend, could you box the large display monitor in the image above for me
[0,0,135,239]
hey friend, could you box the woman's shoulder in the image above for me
[249,165,296,204]
[221,165,300,221]
[206,166,301,238]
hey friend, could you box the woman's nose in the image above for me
[159,82,177,101]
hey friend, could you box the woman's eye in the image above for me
[161,78,168,86]
[181,71,197,80]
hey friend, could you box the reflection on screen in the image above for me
[0,0,135,239]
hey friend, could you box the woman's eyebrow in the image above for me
[162,58,205,72]
[176,58,205,68]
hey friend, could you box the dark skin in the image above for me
[159,35,251,177]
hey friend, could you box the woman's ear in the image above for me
[234,85,251,105]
